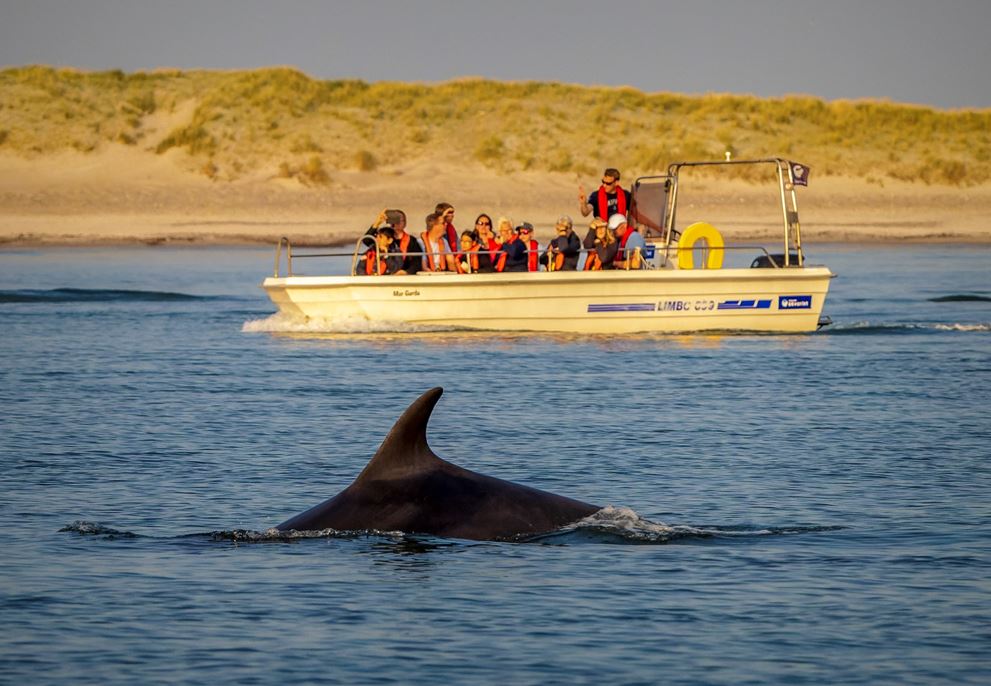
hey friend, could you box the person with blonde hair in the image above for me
[583,218,617,270]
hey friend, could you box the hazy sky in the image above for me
[2,0,989,109]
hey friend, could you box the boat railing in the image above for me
[273,237,363,277]
[272,237,782,277]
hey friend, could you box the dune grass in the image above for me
[1,65,989,186]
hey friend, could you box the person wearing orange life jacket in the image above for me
[365,208,422,275]
[582,218,617,270]
[578,167,632,221]
[421,211,458,272]
[456,231,481,274]
[362,227,403,275]
[609,213,646,270]
[492,217,515,273]
[540,215,582,271]
[516,222,540,272]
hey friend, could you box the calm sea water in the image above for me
[1,244,989,685]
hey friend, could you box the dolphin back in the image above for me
[276,387,600,540]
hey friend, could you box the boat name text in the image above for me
[393,289,421,297]
[658,300,716,312]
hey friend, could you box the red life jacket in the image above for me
[445,222,458,253]
[617,226,636,260]
[526,239,539,272]
[596,186,628,221]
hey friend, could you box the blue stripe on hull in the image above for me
[587,303,657,313]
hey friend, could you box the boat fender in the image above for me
[678,222,724,270]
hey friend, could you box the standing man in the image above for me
[579,168,632,221]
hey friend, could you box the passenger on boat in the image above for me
[497,221,528,273]
[456,231,480,274]
[434,202,459,251]
[384,209,422,275]
[362,227,403,276]
[579,168,632,221]
[540,215,582,271]
[517,222,539,272]
[472,214,499,273]
[492,217,515,272]
[610,213,646,270]
[421,212,458,272]
[583,218,617,270]
[366,209,422,275]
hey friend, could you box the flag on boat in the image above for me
[789,162,810,186]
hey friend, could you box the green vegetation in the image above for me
[1,65,990,185]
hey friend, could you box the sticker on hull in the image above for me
[779,295,812,309]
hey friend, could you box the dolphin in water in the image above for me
[276,387,600,541]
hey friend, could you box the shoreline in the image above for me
[2,150,990,247]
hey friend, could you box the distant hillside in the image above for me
[2,65,989,187]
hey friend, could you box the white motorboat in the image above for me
[262,158,834,334]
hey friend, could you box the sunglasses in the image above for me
[519,229,532,234]
[602,179,616,185]
[476,220,491,226]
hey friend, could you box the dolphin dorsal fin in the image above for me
[356,387,444,481]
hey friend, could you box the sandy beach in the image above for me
[2,148,989,248]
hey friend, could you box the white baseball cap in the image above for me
[608,214,628,230]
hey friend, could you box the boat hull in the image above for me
[262,267,834,334]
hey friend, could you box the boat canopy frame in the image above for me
[633,157,807,267]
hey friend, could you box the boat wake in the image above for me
[60,511,844,546]
[242,312,455,334]
[0,288,213,303]
[825,320,990,334]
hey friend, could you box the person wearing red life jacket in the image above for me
[609,213,646,270]
[434,202,458,252]
[517,222,539,272]
[421,211,457,273]
[578,168,632,221]
[471,214,498,273]
[540,215,582,271]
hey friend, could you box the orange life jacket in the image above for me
[456,243,480,274]
[396,232,411,256]
[364,250,387,275]
[584,252,602,271]
[421,231,451,272]
[492,237,507,272]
